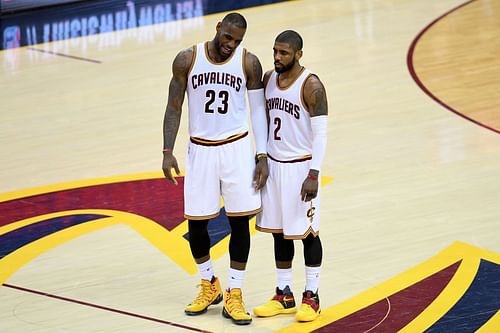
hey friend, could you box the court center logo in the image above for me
[0,172,334,285]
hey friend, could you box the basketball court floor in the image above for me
[1,0,499,331]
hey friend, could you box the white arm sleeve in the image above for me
[248,88,268,154]
[310,115,328,172]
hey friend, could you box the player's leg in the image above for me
[274,160,322,322]
[253,232,297,317]
[274,232,295,289]
[184,219,223,315]
[220,214,253,325]
[302,233,323,293]
[227,215,250,286]
[184,142,223,315]
[220,136,259,325]
[296,233,322,322]
[227,214,251,299]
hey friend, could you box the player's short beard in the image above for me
[275,58,295,73]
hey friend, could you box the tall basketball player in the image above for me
[161,13,268,325]
[254,30,329,322]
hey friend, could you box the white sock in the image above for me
[197,259,214,281]
[228,268,245,289]
[276,268,293,291]
[305,266,321,293]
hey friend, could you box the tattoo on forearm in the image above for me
[163,78,185,149]
[162,49,190,150]
[163,106,181,149]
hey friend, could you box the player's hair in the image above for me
[221,13,247,29]
[275,30,303,51]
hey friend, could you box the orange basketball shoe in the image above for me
[184,276,223,315]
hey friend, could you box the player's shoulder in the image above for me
[304,70,322,84]
[244,49,264,67]
[244,49,259,61]
[301,69,328,114]
[172,45,196,73]
[243,49,264,83]
[303,71,325,92]
[263,70,274,86]
[176,45,196,62]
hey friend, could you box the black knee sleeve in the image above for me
[302,234,323,267]
[273,233,295,262]
[228,215,250,263]
[188,219,210,260]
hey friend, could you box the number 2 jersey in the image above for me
[265,68,314,161]
[186,42,248,141]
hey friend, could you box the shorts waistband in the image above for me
[190,132,248,146]
[268,153,312,163]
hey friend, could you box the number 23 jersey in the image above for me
[186,42,248,140]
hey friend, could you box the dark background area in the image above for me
[0,0,288,49]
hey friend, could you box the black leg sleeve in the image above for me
[273,232,295,262]
[228,215,250,263]
[302,234,323,267]
[188,219,210,260]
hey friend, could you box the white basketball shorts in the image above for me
[256,158,321,239]
[184,133,261,219]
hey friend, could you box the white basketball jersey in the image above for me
[186,42,248,140]
[266,68,313,161]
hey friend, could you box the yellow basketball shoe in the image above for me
[184,276,223,315]
[253,286,296,317]
[222,288,252,325]
[295,290,321,322]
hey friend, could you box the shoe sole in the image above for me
[222,307,252,325]
[296,309,321,322]
[184,293,223,316]
[253,307,296,317]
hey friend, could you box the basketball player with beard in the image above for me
[254,30,329,322]
[161,13,268,325]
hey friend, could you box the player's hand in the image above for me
[300,174,318,202]
[254,157,269,190]
[162,153,180,185]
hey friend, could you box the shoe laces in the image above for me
[192,280,214,305]
[273,286,294,302]
[227,290,246,314]
[301,292,319,311]
[302,297,318,307]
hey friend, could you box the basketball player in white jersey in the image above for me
[161,13,268,325]
[253,30,328,322]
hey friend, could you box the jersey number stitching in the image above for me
[205,90,229,114]
[274,117,282,140]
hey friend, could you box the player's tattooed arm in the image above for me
[163,47,192,150]
[245,51,264,90]
[301,75,328,201]
[303,75,328,117]
[162,47,193,184]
